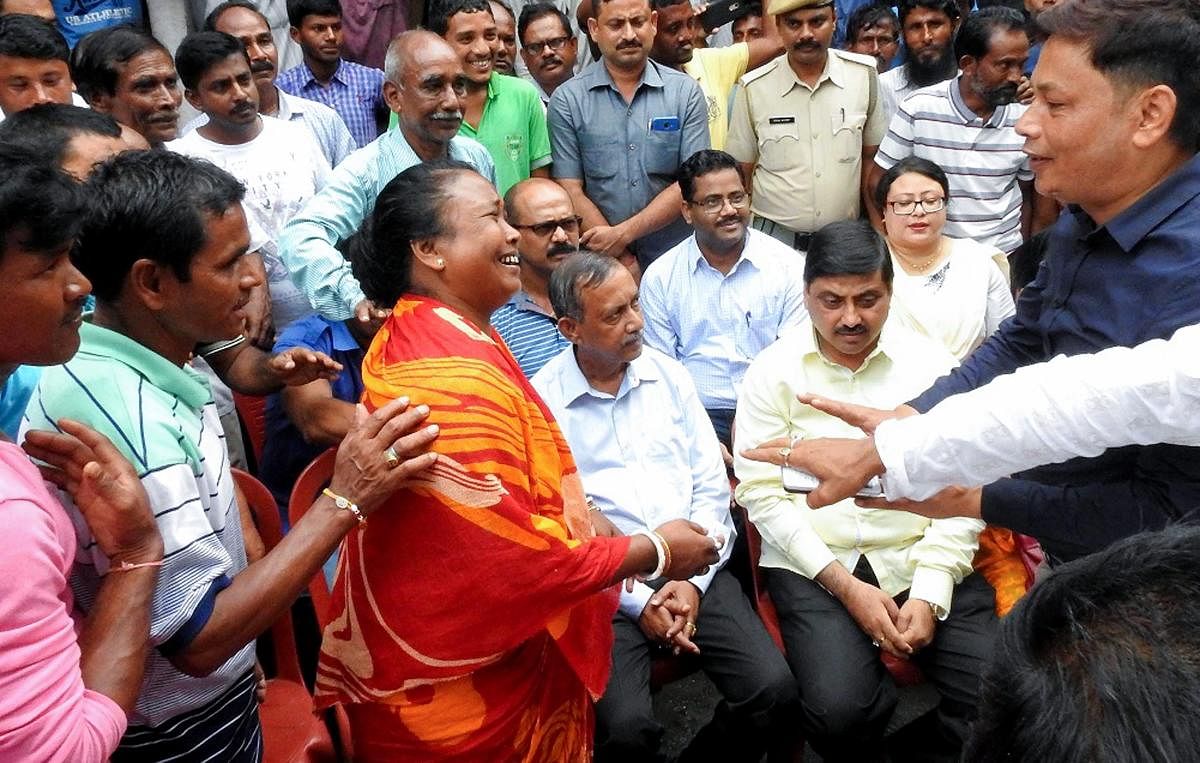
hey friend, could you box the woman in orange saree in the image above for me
[313,160,722,762]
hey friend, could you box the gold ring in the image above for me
[687,622,697,636]
[778,447,791,466]
[384,446,400,468]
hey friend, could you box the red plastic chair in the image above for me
[232,468,345,762]
[287,448,339,629]
[233,392,268,468]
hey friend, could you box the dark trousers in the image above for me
[765,563,996,763]
[705,408,736,451]
[594,570,799,763]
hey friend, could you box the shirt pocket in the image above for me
[832,111,867,163]
[643,434,691,500]
[756,117,801,172]
[581,139,620,182]
[644,130,683,178]
[736,312,779,358]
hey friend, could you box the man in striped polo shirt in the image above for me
[493,177,580,377]
[25,150,437,761]
[871,7,1057,255]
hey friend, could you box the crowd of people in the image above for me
[1,0,1200,760]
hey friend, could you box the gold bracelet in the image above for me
[322,487,366,525]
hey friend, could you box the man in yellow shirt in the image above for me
[647,0,783,149]
[733,219,995,762]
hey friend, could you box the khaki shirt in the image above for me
[727,49,885,233]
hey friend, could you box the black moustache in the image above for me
[835,326,866,336]
[547,243,577,256]
[618,41,641,49]
[792,42,819,50]
[250,61,274,74]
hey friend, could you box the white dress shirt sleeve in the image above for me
[877,324,1200,501]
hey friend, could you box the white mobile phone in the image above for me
[782,466,885,499]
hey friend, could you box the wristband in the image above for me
[634,530,667,581]
[323,487,366,525]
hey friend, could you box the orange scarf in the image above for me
[315,297,628,760]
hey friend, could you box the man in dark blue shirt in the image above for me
[901,0,1200,563]
[770,0,1200,564]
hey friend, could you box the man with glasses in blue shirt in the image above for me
[641,149,805,454]
[518,2,579,106]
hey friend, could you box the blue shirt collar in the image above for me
[327,318,361,353]
[300,58,347,88]
[1099,153,1200,253]
[582,57,666,93]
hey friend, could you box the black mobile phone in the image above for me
[781,466,885,500]
[699,0,752,32]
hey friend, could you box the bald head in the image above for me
[505,178,580,283]
[384,29,458,84]
[504,177,572,222]
[382,30,466,158]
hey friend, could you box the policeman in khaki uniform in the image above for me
[726,0,886,251]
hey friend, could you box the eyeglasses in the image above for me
[522,36,570,56]
[887,197,946,216]
[512,215,582,237]
[689,191,749,215]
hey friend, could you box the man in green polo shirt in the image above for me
[431,0,552,194]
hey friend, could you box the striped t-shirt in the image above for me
[492,291,571,378]
[23,322,257,732]
[876,77,1033,254]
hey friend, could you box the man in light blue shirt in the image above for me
[279,31,495,323]
[532,251,796,763]
[641,149,806,450]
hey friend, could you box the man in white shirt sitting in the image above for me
[533,251,797,763]
[640,149,806,454]
[733,219,995,762]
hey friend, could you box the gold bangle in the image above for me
[322,487,366,525]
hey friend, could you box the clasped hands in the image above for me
[639,580,704,656]
[740,394,982,520]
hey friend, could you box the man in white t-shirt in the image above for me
[170,30,330,334]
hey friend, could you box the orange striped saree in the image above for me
[314,297,630,762]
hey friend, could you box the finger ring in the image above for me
[384,446,400,468]
[687,622,697,636]
[778,446,791,466]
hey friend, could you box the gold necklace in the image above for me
[893,239,946,274]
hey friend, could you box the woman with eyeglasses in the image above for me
[876,156,1015,361]
[875,157,1029,618]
